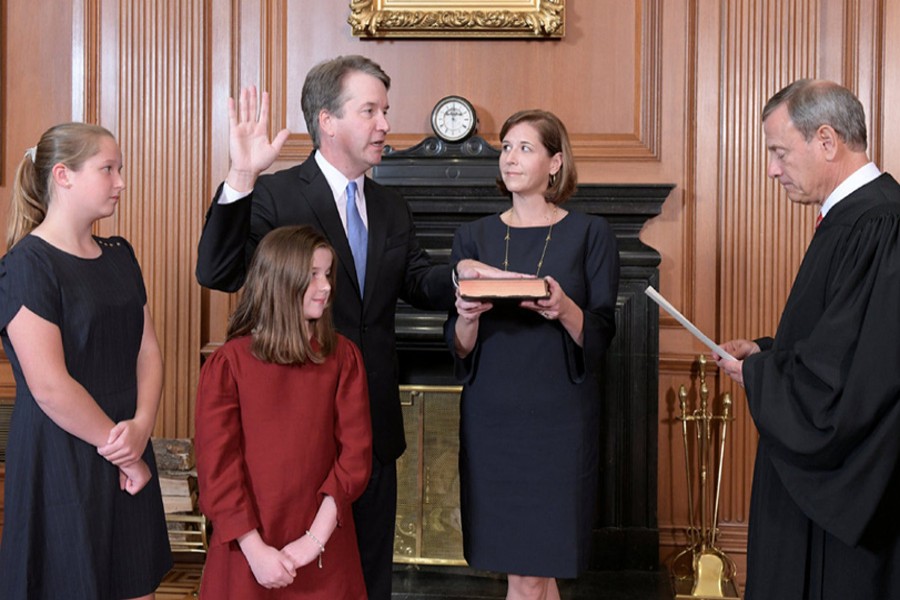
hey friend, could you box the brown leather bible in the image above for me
[458,278,550,300]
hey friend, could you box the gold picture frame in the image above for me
[349,0,565,39]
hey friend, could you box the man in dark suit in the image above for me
[196,55,484,599]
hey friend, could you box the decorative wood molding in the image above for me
[260,0,662,161]
[842,0,884,165]
[718,0,820,350]
[86,0,210,437]
[275,134,661,166]
[71,0,102,123]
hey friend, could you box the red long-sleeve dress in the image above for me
[195,334,372,599]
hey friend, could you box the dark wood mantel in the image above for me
[374,136,673,570]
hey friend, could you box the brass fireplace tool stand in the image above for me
[672,355,741,599]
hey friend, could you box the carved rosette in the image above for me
[348,0,565,38]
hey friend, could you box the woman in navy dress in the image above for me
[0,123,172,599]
[446,110,619,600]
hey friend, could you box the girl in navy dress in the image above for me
[0,123,172,599]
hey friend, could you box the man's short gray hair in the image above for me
[762,79,867,151]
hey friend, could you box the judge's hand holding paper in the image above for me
[712,338,761,386]
[644,286,740,367]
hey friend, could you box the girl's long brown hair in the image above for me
[226,226,337,364]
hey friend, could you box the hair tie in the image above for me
[25,146,37,163]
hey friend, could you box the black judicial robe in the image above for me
[742,173,900,600]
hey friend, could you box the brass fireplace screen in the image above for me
[394,385,466,565]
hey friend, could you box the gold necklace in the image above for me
[502,207,557,276]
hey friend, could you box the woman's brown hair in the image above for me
[226,225,338,364]
[496,109,578,205]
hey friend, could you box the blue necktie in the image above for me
[345,180,367,294]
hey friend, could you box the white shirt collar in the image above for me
[314,151,364,200]
[820,162,881,218]
[315,150,367,227]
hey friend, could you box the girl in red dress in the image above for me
[196,225,372,599]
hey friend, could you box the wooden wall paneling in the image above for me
[201,0,239,351]
[88,0,209,438]
[657,358,698,555]
[836,0,883,168]
[649,0,730,572]
[224,0,666,165]
[625,0,690,330]
[71,0,100,126]
[0,0,76,231]
[706,0,825,582]
[718,0,820,542]
[883,0,900,176]
[654,0,696,564]
[0,0,77,400]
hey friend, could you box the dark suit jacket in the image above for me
[196,153,453,462]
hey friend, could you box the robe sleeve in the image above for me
[743,211,900,546]
[316,337,372,525]
[195,347,261,546]
[754,336,774,351]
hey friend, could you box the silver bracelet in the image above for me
[305,529,325,568]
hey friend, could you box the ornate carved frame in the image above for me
[348,0,565,38]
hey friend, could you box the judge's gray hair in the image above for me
[762,79,867,152]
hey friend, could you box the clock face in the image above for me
[431,96,477,142]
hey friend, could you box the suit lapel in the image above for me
[298,159,364,298]
[362,178,387,306]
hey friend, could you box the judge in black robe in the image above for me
[717,79,900,599]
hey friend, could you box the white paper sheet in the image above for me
[644,286,737,361]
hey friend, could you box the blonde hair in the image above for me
[227,226,338,364]
[7,122,115,250]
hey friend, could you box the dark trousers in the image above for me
[353,457,397,600]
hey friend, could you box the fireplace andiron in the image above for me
[671,355,741,599]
